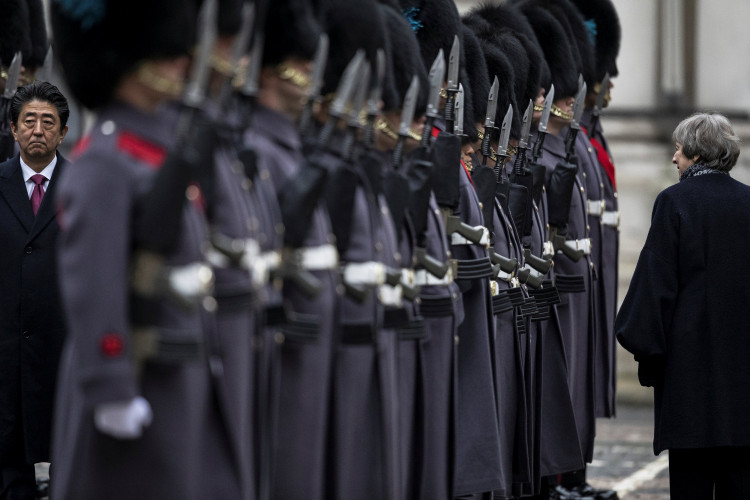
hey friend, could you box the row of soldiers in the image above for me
[1,0,622,498]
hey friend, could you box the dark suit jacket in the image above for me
[0,152,67,464]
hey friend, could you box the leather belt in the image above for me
[601,210,620,228]
[555,273,586,293]
[419,295,456,317]
[281,312,321,343]
[492,290,514,315]
[132,327,205,365]
[564,238,592,255]
[586,199,605,216]
[450,226,490,246]
[455,257,494,280]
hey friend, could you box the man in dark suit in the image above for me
[0,81,69,499]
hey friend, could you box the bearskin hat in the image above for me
[569,0,621,80]
[263,0,321,68]
[51,0,199,109]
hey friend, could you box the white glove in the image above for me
[94,396,153,439]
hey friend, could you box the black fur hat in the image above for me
[467,2,537,102]
[0,0,31,67]
[27,0,48,69]
[263,0,321,68]
[461,15,521,137]
[398,0,462,75]
[460,24,488,141]
[379,2,427,114]
[316,0,390,98]
[51,0,199,109]
[515,0,578,99]
[541,0,595,89]
[569,0,621,79]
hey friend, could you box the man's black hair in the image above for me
[11,81,70,128]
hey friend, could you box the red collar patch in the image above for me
[117,131,167,169]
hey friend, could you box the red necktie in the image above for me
[30,174,46,216]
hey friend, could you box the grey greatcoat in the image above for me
[318,132,399,500]
[244,105,337,500]
[0,152,67,466]
[529,162,585,477]
[408,152,463,499]
[581,109,619,418]
[451,152,502,497]
[51,102,241,500]
[535,130,596,463]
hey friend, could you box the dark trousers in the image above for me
[669,447,750,500]
[0,464,36,500]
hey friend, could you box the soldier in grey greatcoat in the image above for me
[49,2,241,498]
[572,0,623,421]
[241,1,338,497]
[518,4,599,498]
[310,0,401,497]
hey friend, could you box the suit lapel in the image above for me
[0,156,34,233]
[27,154,66,243]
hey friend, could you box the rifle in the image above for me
[442,35,460,134]
[547,78,587,262]
[131,0,219,306]
[508,100,551,288]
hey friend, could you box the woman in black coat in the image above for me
[615,112,748,499]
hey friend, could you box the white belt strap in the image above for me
[587,199,605,216]
[295,244,339,270]
[542,241,555,259]
[496,269,514,283]
[343,261,387,287]
[450,226,490,247]
[564,238,592,255]
[378,284,403,306]
[601,210,620,228]
[401,268,415,287]
[413,268,454,286]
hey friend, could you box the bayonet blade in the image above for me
[230,3,255,71]
[454,83,464,136]
[347,61,370,127]
[519,99,533,148]
[3,52,22,98]
[497,104,513,157]
[446,35,459,92]
[571,81,587,130]
[184,0,218,108]
[35,47,53,83]
[538,84,554,133]
[367,48,386,117]
[307,33,329,103]
[242,31,264,97]
[330,50,364,118]
[593,72,610,116]
[426,49,445,119]
[398,75,420,138]
[484,76,499,129]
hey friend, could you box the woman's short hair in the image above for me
[672,112,741,171]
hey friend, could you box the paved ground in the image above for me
[588,404,670,499]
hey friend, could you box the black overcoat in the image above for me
[616,173,750,454]
[0,152,67,465]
